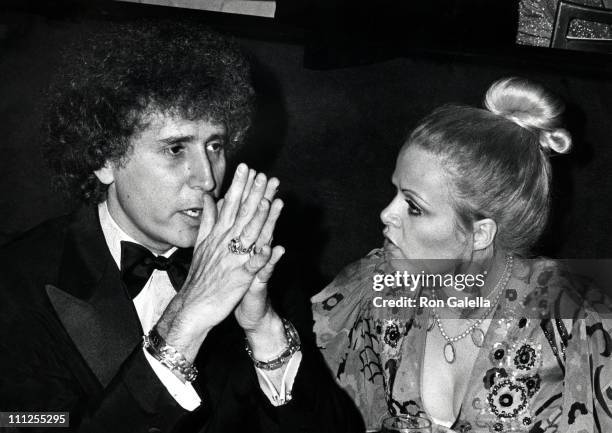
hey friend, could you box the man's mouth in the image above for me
[181,208,203,219]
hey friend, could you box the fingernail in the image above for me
[236,163,247,174]
[255,173,265,185]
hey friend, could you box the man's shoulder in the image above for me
[1,213,74,268]
[0,210,90,303]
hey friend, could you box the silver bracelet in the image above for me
[245,318,301,371]
[143,326,198,382]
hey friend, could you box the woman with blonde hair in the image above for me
[313,77,612,432]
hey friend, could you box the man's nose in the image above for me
[380,199,401,227]
[187,150,216,192]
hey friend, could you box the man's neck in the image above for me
[98,201,176,269]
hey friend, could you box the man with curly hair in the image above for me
[0,20,362,433]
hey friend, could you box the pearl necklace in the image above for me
[431,255,514,364]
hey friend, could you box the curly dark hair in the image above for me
[43,19,255,204]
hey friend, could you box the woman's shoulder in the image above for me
[311,248,384,304]
[513,256,612,321]
[311,248,386,351]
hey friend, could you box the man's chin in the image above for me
[176,235,198,249]
[167,226,199,249]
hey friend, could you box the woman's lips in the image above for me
[383,237,399,251]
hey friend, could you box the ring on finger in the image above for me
[228,237,254,255]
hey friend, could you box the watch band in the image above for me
[143,326,198,382]
[245,318,301,371]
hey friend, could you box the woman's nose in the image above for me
[380,199,401,227]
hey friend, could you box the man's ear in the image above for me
[93,161,115,185]
[472,218,497,251]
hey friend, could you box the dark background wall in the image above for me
[1,4,611,295]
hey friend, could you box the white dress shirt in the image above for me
[98,202,300,410]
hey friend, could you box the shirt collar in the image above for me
[98,201,176,269]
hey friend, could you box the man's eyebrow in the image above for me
[205,133,227,142]
[158,135,194,145]
[158,133,227,145]
[401,188,431,206]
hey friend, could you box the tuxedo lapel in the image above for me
[46,207,141,388]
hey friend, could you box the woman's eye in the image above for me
[406,200,422,216]
[206,141,224,153]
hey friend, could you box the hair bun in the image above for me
[539,129,572,154]
[484,77,572,154]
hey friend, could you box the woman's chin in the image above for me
[383,239,403,256]
[383,249,415,273]
[383,248,455,275]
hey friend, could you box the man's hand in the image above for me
[155,163,285,364]
[234,196,287,360]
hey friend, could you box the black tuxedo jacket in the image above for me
[0,207,364,433]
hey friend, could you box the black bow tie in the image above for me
[120,241,192,299]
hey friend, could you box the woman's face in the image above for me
[380,145,472,269]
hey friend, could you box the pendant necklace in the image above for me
[431,255,514,364]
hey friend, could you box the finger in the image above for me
[263,177,279,202]
[216,198,225,214]
[196,194,218,244]
[234,172,268,229]
[244,245,272,274]
[255,198,283,249]
[218,163,249,226]
[253,246,285,287]
[241,169,256,204]
[240,198,270,248]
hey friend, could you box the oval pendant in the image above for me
[443,342,456,363]
[471,327,485,347]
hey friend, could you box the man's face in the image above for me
[96,110,227,253]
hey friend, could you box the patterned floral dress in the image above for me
[312,249,612,432]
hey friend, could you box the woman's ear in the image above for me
[472,218,497,251]
[94,161,115,185]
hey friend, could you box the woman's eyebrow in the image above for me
[401,188,431,206]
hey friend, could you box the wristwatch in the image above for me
[245,318,301,371]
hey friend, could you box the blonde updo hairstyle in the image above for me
[406,77,572,256]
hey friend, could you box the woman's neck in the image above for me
[436,248,509,319]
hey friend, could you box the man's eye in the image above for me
[206,141,224,153]
[164,145,184,156]
[406,200,422,216]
